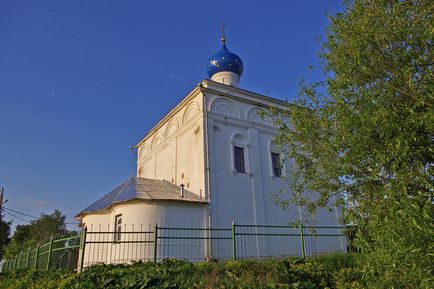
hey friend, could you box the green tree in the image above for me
[5,209,67,258]
[0,212,11,260]
[271,0,433,287]
[9,224,30,244]
[28,209,66,241]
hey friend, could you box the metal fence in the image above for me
[2,234,80,272]
[2,223,352,273]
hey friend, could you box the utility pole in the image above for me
[0,187,4,211]
[0,187,6,211]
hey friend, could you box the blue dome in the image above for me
[207,43,244,78]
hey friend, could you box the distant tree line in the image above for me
[0,209,75,259]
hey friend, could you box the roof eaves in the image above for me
[75,196,208,219]
[201,79,293,108]
[133,84,203,149]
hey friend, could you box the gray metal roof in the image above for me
[76,177,206,217]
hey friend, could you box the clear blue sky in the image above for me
[0,0,343,230]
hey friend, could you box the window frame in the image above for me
[230,133,250,175]
[114,214,122,243]
[234,146,246,173]
[271,151,282,177]
[269,141,286,179]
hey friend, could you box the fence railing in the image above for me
[2,234,80,272]
[2,223,353,273]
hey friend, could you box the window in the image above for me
[271,152,281,177]
[231,134,249,174]
[234,146,245,173]
[114,214,122,242]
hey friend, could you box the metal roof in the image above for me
[76,177,206,217]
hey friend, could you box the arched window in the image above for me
[271,152,281,177]
[114,214,122,242]
[234,146,245,173]
[231,134,250,174]
[269,141,286,178]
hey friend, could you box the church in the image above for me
[75,32,346,263]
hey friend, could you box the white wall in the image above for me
[137,91,206,199]
[80,201,207,266]
[204,82,346,258]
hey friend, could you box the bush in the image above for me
[0,254,358,289]
[0,269,73,289]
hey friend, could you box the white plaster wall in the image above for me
[80,201,207,266]
[205,87,346,259]
[137,92,206,198]
[211,71,240,87]
[81,212,111,232]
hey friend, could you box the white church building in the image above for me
[76,34,346,264]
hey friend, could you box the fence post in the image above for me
[79,227,87,272]
[34,242,40,269]
[26,247,31,268]
[18,251,22,269]
[299,222,306,259]
[46,236,54,270]
[153,224,158,263]
[232,221,237,260]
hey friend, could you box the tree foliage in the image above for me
[0,212,11,260]
[271,0,433,287]
[5,209,67,258]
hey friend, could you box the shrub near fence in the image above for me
[2,222,352,273]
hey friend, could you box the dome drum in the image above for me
[210,71,240,87]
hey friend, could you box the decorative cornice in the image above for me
[201,79,291,109]
[133,84,202,148]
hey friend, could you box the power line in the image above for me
[4,207,79,225]
[3,207,39,220]
[3,210,33,224]
[2,207,78,225]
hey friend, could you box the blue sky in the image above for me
[0,0,343,230]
